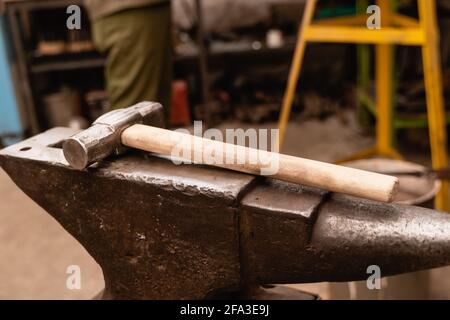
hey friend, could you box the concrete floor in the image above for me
[0,113,449,299]
[0,167,104,299]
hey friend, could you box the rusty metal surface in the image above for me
[240,180,329,285]
[310,194,450,281]
[1,128,450,299]
[241,181,450,285]
[0,128,256,299]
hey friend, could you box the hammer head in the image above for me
[63,102,165,170]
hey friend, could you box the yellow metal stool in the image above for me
[278,0,449,210]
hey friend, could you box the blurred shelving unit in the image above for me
[2,0,101,133]
[2,0,303,133]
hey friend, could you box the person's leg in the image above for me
[91,4,172,118]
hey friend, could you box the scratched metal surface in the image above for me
[0,128,256,299]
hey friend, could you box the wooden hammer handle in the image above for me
[121,124,399,202]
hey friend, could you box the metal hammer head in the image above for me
[63,102,165,170]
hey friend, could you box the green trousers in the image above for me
[92,4,172,116]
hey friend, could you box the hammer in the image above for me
[63,102,398,202]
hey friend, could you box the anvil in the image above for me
[1,128,450,299]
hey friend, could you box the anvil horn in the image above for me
[240,182,450,285]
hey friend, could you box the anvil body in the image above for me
[1,128,450,299]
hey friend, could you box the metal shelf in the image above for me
[31,56,105,73]
[29,40,296,74]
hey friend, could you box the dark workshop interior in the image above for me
[0,0,450,302]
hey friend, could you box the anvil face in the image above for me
[1,128,450,300]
